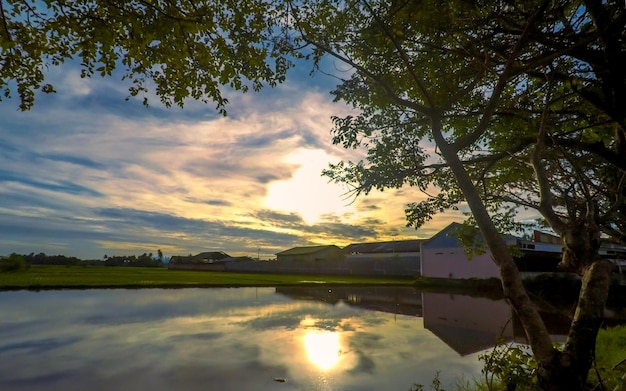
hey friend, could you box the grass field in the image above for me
[0,265,414,290]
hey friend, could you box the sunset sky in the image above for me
[0,61,466,260]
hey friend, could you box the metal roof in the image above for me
[343,240,423,254]
[423,222,519,248]
[192,251,231,260]
[276,245,341,256]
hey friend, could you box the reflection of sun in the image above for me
[303,331,342,371]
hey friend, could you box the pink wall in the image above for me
[421,247,501,279]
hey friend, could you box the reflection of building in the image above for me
[275,286,423,317]
[276,286,626,357]
[422,292,514,356]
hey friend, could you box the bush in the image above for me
[476,327,626,391]
[0,254,30,272]
[479,341,537,391]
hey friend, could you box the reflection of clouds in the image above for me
[310,318,343,330]
[165,331,223,343]
[348,332,384,350]
[348,350,377,374]
[237,300,365,331]
[0,288,488,391]
[352,312,391,328]
[160,361,291,391]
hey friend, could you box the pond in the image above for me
[0,286,617,391]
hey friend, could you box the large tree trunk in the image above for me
[433,117,613,390]
[536,260,612,391]
[431,117,557,366]
[536,220,612,391]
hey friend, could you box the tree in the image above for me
[1,0,624,389]
[0,0,292,112]
[311,1,624,389]
[0,253,29,272]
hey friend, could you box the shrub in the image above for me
[0,254,30,272]
[479,341,537,391]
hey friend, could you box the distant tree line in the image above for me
[103,253,164,267]
[0,251,166,270]
[22,252,88,266]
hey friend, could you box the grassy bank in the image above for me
[410,325,626,391]
[0,265,414,290]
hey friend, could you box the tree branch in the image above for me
[362,0,435,108]
[0,1,13,42]
[451,0,552,153]
[531,83,568,236]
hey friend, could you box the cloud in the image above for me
[0,58,457,259]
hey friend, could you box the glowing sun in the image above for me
[303,331,342,371]
[264,149,352,224]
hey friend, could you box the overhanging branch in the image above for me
[451,0,552,153]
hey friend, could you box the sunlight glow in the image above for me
[303,331,342,371]
[264,149,352,224]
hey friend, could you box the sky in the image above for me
[0,60,466,260]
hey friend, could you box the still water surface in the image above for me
[0,287,564,391]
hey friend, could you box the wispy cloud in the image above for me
[0,62,462,259]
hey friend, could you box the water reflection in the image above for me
[422,293,514,356]
[0,288,478,391]
[303,330,343,370]
[1,287,623,391]
[276,286,626,356]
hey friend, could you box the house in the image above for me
[170,251,231,264]
[343,239,423,259]
[514,235,562,273]
[421,223,626,280]
[420,222,515,279]
[343,240,423,276]
[276,245,344,263]
[533,230,562,245]
[599,242,626,274]
[519,231,626,274]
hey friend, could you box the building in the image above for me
[343,240,422,276]
[421,222,626,280]
[599,242,626,274]
[276,245,344,263]
[343,239,423,259]
[168,251,234,271]
[169,251,231,264]
[420,222,513,279]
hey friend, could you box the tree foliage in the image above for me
[1,0,625,389]
[313,0,625,248]
[0,253,29,272]
[0,0,294,112]
[299,2,624,389]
